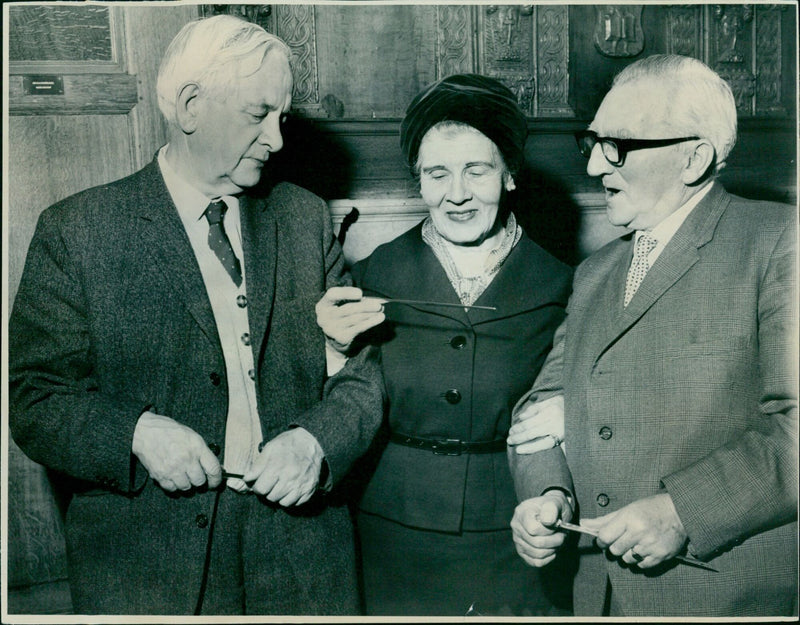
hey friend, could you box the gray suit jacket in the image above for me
[510,184,798,616]
[9,159,384,614]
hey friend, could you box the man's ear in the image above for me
[681,140,716,185]
[504,173,517,192]
[175,82,202,134]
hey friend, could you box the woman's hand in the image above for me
[507,395,565,454]
[315,286,386,354]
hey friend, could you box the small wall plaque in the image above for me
[23,75,64,95]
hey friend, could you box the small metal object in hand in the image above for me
[555,519,718,572]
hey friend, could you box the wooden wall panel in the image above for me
[6,115,135,304]
[313,6,439,119]
[123,4,200,168]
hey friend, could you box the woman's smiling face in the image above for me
[418,124,514,246]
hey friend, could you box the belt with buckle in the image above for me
[389,432,506,456]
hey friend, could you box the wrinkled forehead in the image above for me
[590,80,672,139]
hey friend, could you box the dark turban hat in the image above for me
[400,73,528,175]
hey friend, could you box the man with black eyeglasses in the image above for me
[507,54,797,616]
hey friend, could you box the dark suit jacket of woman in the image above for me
[9,159,384,614]
[351,222,572,532]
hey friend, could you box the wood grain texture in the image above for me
[8,73,138,115]
[123,4,200,168]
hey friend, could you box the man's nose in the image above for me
[258,115,284,153]
[446,175,471,204]
[586,142,613,177]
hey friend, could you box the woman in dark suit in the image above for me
[317,74,573,616]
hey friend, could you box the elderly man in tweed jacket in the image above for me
[9,16,382,615]
[507,54,797,617]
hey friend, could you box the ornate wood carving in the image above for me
[478,6,535,115]
[475,5,572,117]
[201,4,320,113]
[273,5,319,111]
[202,4,273,31]
[713,4,753,64]
[535,5,572,117]
[436,6,473,77]
[666,5,702,58]
[709,4,756,115]
[755,5,785,116]
[593,5,644,58]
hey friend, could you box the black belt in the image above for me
[390,432,506,456]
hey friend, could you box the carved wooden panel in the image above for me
[436,6,474,77]
[666,5,702,58]
[712,4,788,117]
[593,5,645,58]
[535,5,572,117]
[274,5,320,114]
[478,6,535,115]
[708,4,757,115]
[754,5,786,116]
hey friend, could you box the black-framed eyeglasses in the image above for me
[574,130,700,167]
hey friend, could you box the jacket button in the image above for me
[241,332,251,346]
[248,369,256,381]
[444,389,461,404]
[236,295,248,308]
[195,514,209,529]
[209,443,221,456]
[209,372,221,386]
[599,426,613,440]
[596,493,610,507]
[449,335,467,349]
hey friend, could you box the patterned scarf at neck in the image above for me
[422,212,522,307]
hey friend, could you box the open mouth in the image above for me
[604,186,621,197]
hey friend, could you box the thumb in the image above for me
[538,498,563,527]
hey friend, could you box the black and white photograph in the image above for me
[2,1,797,621]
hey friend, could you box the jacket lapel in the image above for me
[239,193,277,356]
[469,234,569,325]
[365,228,472,325]
[600,184,730,353]
[134,161,219,344]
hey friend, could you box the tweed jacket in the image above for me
[8,159,384,614]
[352,223,572,532]
[510,184,798,616]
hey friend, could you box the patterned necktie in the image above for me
[624,232,658,306]
[204,200,242,287]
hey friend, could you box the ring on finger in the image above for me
[549,433,563,447]
[630,548,645,563]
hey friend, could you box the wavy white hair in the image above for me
[156,15,290,125]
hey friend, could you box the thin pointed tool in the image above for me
[555,520,718,572]
[383,298,496,311]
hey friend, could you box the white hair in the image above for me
[156,15,290,125]
[613,54,738,171]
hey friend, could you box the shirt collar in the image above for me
[157,145,239,222]
[644,181,714,244]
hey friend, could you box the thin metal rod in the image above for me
[383,298,496,311]
[555,520,718,572]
